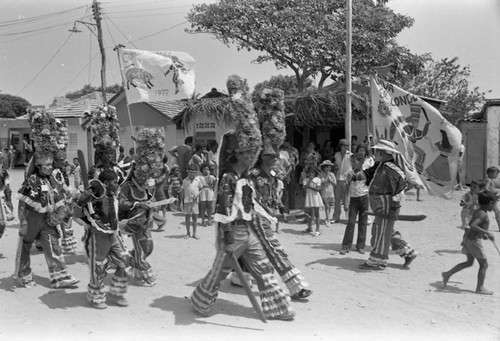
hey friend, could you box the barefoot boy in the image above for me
[182,165,202,239]
[442,190,497,295]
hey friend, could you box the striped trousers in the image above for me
[84,229,129,304]
[367,195,416,268]
[191,222,292,318]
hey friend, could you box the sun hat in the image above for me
[319,160,334,168]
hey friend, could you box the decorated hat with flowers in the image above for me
[87,106,120,168]
[134,128,165,179]
[254,88,286,156]
[28,109,58,165]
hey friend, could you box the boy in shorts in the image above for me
[182,165,202,239]
[442,190,497,295]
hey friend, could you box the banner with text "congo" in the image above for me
[370,75,462,199]
[118,49,195,104]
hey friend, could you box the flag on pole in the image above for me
[118,49,195,104]
[370,75,462,198]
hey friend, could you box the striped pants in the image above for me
[84,229,129,304]
[258,218,309,296]
[15,211,74,288]
[367,195,416,268]
[129,227,156,286]
[191,223,292,318]
[60,216,78,255]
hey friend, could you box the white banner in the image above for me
[371,75,462,198]
[118,49,195,104]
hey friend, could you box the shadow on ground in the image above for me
[150,295,265,330]
[434,249,462,256]
[429,280,475,294]
[39,290,88,309]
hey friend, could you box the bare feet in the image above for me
[476,288,494,295]
[192,235,200,240]
[184,234,191,239]
[441,272,450,288]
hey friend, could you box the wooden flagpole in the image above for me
[114,44,136,150]
[345,0,352,145]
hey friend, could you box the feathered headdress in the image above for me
[254,88,286,155]
[54,119,69,163]
[87,106,120,168]
[134,128,165,179]
[28,109,57,165]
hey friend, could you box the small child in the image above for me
[319,160,336,226]
[182,166,202,239]
[72,157,81,190]
[484,166,500,231]
[198,163,216,226]
[168,165,182,211]
[302,166,323,237]
[442,190,497,295]
[460,180,482,230]
[340,153,369,255]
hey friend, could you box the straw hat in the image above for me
[371,139,399,155]
[319,160,334,168]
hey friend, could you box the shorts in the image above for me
[462,238,486,259]
[322,196,335,205]
[183,202,199,215]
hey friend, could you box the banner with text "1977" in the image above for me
[118,49,195,104]
[370,75,462,199]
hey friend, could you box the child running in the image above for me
[302,166,323,236]
[442,190,497,295]
[484,166,500,231]
[319,160,336,226]
[198,163,216,226]
[460,180,482,230]
[181,165,202,239]
[340,153,369,255]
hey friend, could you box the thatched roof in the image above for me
[284,84,369,127]
[175,83,370,129]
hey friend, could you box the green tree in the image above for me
[0,94,31,118]
[65,83,123,100]
[403,57,490,122]
[252,75,313,98]
[187,0,428,90]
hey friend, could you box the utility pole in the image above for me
[92,0,107,105]
[345,0,352,146]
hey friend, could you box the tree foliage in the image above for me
[187,0,428,90]
[0,94,31,118]
[252,75,313,98]
[403,57,491,122]
[65,83,123,100]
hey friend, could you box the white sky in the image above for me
[0,0,498,106]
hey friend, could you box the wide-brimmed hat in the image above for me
[319,160,334,168]
[371,139,399,154]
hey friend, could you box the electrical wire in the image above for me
[0,5,87,27]
[107,12,187,19]
[105,4,191,14]
[0,20,78,37]
[103,14,139,48]
[130,21,188,43]
[57,52,100,96]
[16,32,74,96]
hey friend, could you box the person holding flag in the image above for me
[359,139,417,270]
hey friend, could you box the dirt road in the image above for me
[0,169,498,341]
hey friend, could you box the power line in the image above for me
[130,21,188,43]
[0,5,87,27]
[103,14,139,48]
[101,0,187,10]
[107,12,186,19]
[0,20,77,37]
[57,52,100,96]
[105,4,191,14]
[16,33,74,96]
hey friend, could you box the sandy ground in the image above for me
[0,168,499,341]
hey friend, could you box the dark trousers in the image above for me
[342,195,368,250]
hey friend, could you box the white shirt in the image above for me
[334,151,352,181]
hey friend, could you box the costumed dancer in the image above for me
[14,109,79,288]
[53,118,78,254]
[244,88,312,300]
[359,139,418,270]
[118,128,165,287]
[78,106,129,309]
[0,154,14,238]
[190,75,294,321]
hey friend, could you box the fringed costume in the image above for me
[191,75,294,320]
